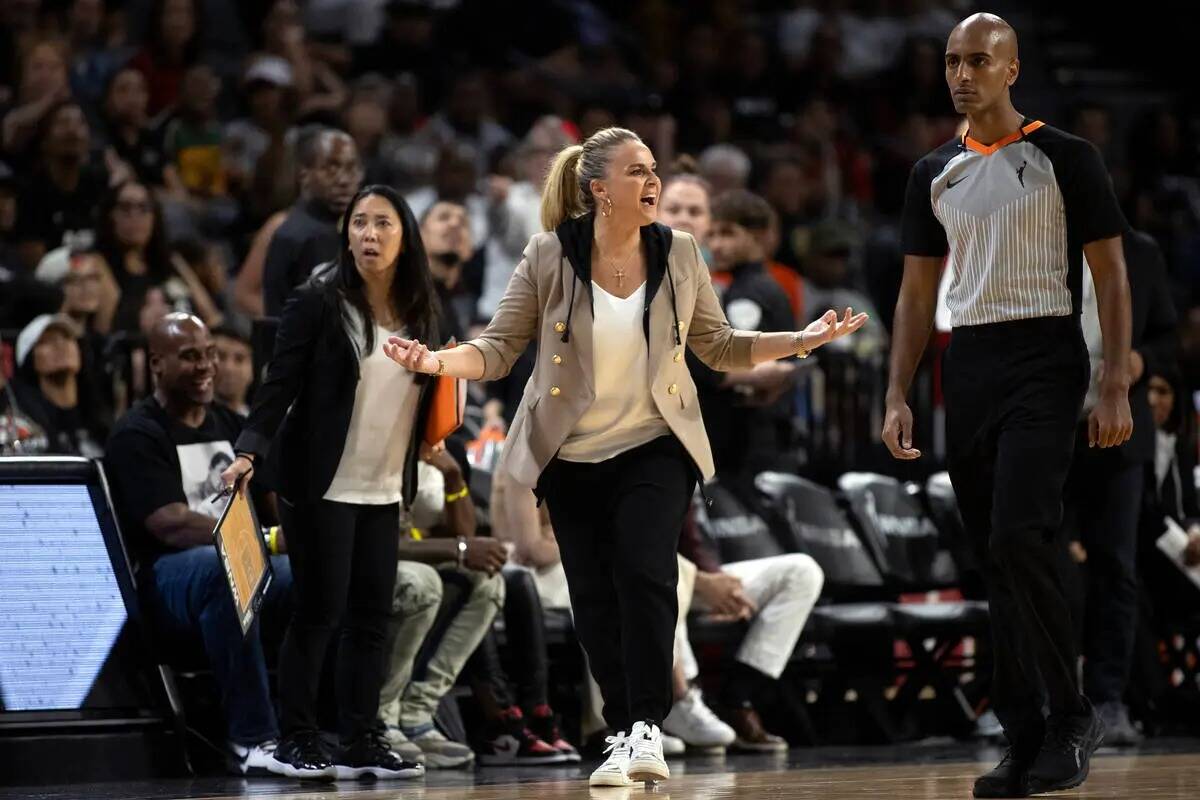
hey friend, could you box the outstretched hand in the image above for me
[803,307,870,348]
[384,336,441,375]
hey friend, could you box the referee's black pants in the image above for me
[538,434,696,733]
[944,316,1090,745]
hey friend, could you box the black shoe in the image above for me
[973,724,1043,798]
[335,727,425,781]
[267,731,337,781]
[1026,705,1105,795]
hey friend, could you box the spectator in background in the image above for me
[690,190,798,481]
[103,312,292,776]
[261,127,361,316]
[406,142,488,250]
[344,79,395,187]
[99,66,175,188]
[257,0,347,121]
[2,37,72,158]
[161,64,227,200]
[478,116,576,320]
[64,0,128,117]
[380,451,505,770]
[423,71,514,175]
[95,179,222,331]
[11,312,109,456]
[758,155,816,270]
[224,56,294,195]
[668,515,824,753]
[173,236,230,317]
[698,143,751,195]
[658,162,713,244]
[34,245,120,348]
[130,0,202,117]
[233,210,288,319]
[212,325,253,415]
[420,200,473,343]
[379,73,438,193]
[12,100,109,268]
[1062,229,1179,745]
[800,221,886,356]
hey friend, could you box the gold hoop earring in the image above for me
[602,197,613,217]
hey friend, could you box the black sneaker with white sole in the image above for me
[335,728,425,781]
[1026,704,1105,795]
[229,739,278,776]
[267,731,337,781]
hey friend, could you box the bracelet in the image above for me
[445,485,470,503]
[435,357,447,377]
[793,331,811,359]
[266,526,280,555]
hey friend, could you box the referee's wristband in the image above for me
[445,485,470,504]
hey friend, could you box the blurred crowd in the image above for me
[2,0,1200,771]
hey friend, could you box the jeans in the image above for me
[142,546,292,745]
[387,563,503,734]
[540,434,696,731]
[277,498,399,742]
[944,316,1090,741]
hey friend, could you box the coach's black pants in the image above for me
[1061,431,1144,706]
[944,317,1090,743]
[539,435,696,732]
[277,497,399,743]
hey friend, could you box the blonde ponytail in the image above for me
[540,145,585,231]
[539,127,642,231]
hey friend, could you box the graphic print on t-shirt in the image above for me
[177,440,235,514]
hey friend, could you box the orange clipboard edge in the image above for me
[212,488,274,637]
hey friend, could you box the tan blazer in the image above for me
[464,228,760,489]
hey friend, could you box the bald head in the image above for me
[945,13,1021,117]
[150,312,217,412]
[951,13,1018,59]
[149,312,207,358]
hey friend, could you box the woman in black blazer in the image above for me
[222,185,439,782]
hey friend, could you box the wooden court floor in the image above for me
[11,750,1199,800]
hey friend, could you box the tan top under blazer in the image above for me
[464,225,761,489]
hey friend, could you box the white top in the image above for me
[558,282,670,463]
[324,319,420,505]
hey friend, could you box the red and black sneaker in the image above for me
[528,704,582,763]
[476,706,569,766]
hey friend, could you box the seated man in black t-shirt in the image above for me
[104,313,292,776]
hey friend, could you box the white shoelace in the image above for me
[630,724,661,760]
[600,732,631,767]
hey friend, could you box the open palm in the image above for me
[803,307,869,347]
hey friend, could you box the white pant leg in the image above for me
[675,555,700,682]
[717,554,824,680]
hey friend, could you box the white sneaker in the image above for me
[410,727,475,768]
[229,739,278,776]
[664,687,736,751]
[589,731,632,787]
[626,721,669,784]
[383,724,426,764]
[661,733,686,757]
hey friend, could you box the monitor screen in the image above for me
[0,475,162,718]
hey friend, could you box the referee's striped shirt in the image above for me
[902,119,1127,328]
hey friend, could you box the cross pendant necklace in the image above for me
[607,246,637,290]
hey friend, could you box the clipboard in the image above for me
[212,489,273,636]
[1157,517,1200,593]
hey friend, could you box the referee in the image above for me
[881,14,1132,799]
